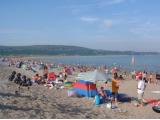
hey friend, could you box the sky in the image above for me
[0,0,160,52]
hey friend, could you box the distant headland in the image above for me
[0,45,159,56]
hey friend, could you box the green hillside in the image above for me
[0,45,159,56]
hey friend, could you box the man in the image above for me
[112,72,120,107]
[137,76,146,107]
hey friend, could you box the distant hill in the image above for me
[0,45,159,56]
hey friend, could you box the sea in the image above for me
[45,55,160,73]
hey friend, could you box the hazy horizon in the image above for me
[0,0,160,52]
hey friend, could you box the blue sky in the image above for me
[0,0,160,52]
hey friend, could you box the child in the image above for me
[99,87,107,103]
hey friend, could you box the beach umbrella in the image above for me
[76,69,109,82]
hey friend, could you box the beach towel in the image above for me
[118,93,131,103]
[143,99,160,107]
[48,72,56,81]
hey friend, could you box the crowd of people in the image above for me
[1,57,99,88]
[131,70,158,84]
[1,56,159,109]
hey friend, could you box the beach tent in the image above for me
[76,69,109,83]
[72,80,98,97]
[72,70,109,97]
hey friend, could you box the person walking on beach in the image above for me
[137,76,147,107]
[111,72,120,107]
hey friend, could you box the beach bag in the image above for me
[95,95,101,105]
[152,106,160,113]
[106,103,112,109]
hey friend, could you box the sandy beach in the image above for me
[1,0,160,119]
[0,58,160,119]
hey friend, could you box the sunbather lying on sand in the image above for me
[32,73,46,84]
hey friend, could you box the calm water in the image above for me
[45,55,160,72]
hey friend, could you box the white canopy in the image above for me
[76,69,109,83]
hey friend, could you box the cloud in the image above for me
[103,19,113,28]
[80,16,99,22]
[80,16,114,28]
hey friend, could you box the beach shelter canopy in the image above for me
[76,69,109,83]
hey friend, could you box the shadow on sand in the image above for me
[0,92,30,98]
[118,93,132,103]
[55,103,111,119]
[0,104,40,112]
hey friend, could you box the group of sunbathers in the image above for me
[8,71,32,90]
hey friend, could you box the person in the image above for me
[149,73,153,84]
[32,73,42,84]
[111,72,120,107]
[142,71,147,80]
[8,71,16,81]
[105,68,109,74]
[63,72,67,80]
[137,76,147,107]
[131,70,136,79]
[102,81,108,88]
[119,75,124,80]
[99,87,107,103]
[43,65,49,81]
